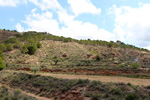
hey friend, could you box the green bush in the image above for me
[36,41,42,48]
[21,45,28,54]
[131,63,140,69]
[6,43,13,51]
[96,55,100,61]
[92,94,100,100]
[28,39,35,45]
[107,43,113,48]
[14,41,21,48]
[0,57,6,70]
[0,50,4,59]
[31,67,39,74]
[120,64,125,68]
[27,45,37,55]
[5,38,18,44]
[84,92,93,97]
[0,43,6,52]
[126,93,137,100]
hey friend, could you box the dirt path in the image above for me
[38,73,150,86]
[7,70,150,86]
[0,83,52,100]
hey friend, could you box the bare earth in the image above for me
[8,70,150,86]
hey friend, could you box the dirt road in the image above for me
[38,73,150,86]
[7,70,150,86]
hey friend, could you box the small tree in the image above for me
[96,55,100,61]
[21,45,28,54]
[0,51,4,60]
[107,43,112,48]
[0,57,6,70]
[36,42,42,48]
[6,43,13,51]
[27,45,37,55]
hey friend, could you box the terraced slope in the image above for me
[4,40,150,69]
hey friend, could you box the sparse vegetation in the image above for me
[0,51,4,60]
[21,45,28,54]
[120,64,126,68]
[53,56,59,65]
[6,43,13,51]
[0,57,5,70]
[131,63,140,69]
[0,85,37,100]
[1,72,150,100]
[36,41,42,48]
[0,43,6,52]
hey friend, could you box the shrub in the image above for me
[14,41,21,48]
[131,63,140,69]
[53,56,59,65]
[92,94,100,100]
[120,64,125,68]
[126,93,137,100]
[5,38,18,44]
[31,67,39,74]
[13,89,21,99]
[27,45,37,55]
[111,88,122,95]
[36,41,42,48]
[6,43,13,51]
[0,57,6,70]
[28,39,35,45]
[21,45,28,54]
[0,50,4,59]
[0,43,6,52]
[96,55,100,61]
[107,43,113,48]
[84,92,93,97]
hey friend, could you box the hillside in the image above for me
[0,30,149,72]
[0,30,17,43]
[1,30,150,100]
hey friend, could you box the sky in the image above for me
[0,0,150,49]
